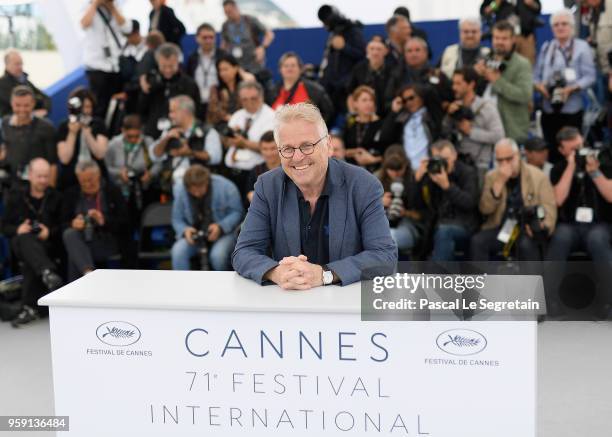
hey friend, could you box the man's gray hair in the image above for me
[75,160,100,174]
[459,17,482,30]
[237,80,264,97]
[430,139,456,154]
[155,42,182,61]
[550,8,575,35]
[404,36,428,51]
[495,138,520,154]
[273,103,328,146]
[170,94,195,115]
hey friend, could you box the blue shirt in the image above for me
[533,38,596,114]
[403,108,429,171]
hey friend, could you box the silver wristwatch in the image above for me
[322,269,334,285]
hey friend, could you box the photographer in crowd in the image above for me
[474,20,533,142]
[268,52,333,124]
[224,81,275,196]
[0,86,57,188]
[443,67,505,178]
[534,9,596,163]
[185,23,226,117]
[377,145,425,254]
[0,50,51,117]
[105,115,160,227]
[3,159,62,327]
[416,140,480,261]
[220,0,274,74]
[545,127,612,261]
[380,83,443,171]
[148,0,186,46]
[151,95,222,195]
[57,87,109,191]
[439,18,491,82]
[471,138,557,261]
[138,42,200,139]
[347,38,394,116]
[317,4,366,120]
[61,161,129,281]
[384,14,413,69]
[245,131,280,203]
[80,0,132,118]
[171,164,243,271]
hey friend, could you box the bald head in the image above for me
[4,50,23,78]
[28,158,51,193]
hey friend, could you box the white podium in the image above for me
[40,270,536,436]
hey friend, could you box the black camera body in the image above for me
[548,70,567,113]
[521,205,547,240]
[484,55,506,73]
[318,4,359,35]
[166,126,186,151]
[193,229,210,270]
[427,156,448,175]
[83,215,96,242]
[146,69,164,92]
[192,229,208,246]
[575,147,599,176]
[30,220,42,235]
[67,97,92,126]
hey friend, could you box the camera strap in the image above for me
[548,39,574,68]
[97,8,122,50]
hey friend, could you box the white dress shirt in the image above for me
[82,4,132,72]
[224,104,275,171]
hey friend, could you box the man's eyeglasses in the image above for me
[402,95,416,103]
[278,135,327,159]
[495,155,515,163]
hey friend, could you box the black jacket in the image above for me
[320,24,366,95]
[138,71,201,138]
[0,72,51,117]
[347,60,394,117]
[149,5,186,45]
[60,182,129,237]
[2,185,62,240]
[480,0,541,36]
[267,79,334,124]
[419,160,480,232]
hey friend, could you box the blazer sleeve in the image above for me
[326,177,398,285]
[231,177,279,284]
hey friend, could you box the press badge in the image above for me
[232,46,243,59]
[497,218,518,243]
[575,207,594,223]
[564,68,577,83]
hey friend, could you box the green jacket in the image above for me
[491,52,532,142]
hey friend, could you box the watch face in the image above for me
[323,270,333,285]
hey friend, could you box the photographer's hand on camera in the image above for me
[535,82,550,100]
[88,209,105,226]
[71,215,86,231]
[184,227,197,245]
[429,167,450,190]
[169,142,192,158]
[415,158,429,182]
[17,219,32,235]
[586,154,600,175]
[207,223,222,243]
[382,191,392,208]
[119,167,130,184]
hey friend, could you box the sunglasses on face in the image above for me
[402,95,416,103]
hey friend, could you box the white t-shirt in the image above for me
[224,104,275,171]
[82,4,132,72]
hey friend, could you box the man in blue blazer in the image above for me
[232,103,397,289]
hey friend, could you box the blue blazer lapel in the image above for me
[328,159,347,261]
[281,177,301,256]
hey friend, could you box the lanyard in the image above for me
[549,38,574,68]
[198,53,214,87]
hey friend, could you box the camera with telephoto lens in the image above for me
[146,69,164,92]
[484,54,506,73]
[30,220,42,235]
[318,5,359,35]
[127,168,144,211]
[218,124,241,139]
[192,229,210,270]
[450,105,475,122]
[166,126,186,151]
[83,215,96,242]
[575,147,600,176]
[67,97,92,126]
[386,180,404,228]
[521,205,547,241]
[548,70,567,113]
[427,156,448,175]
